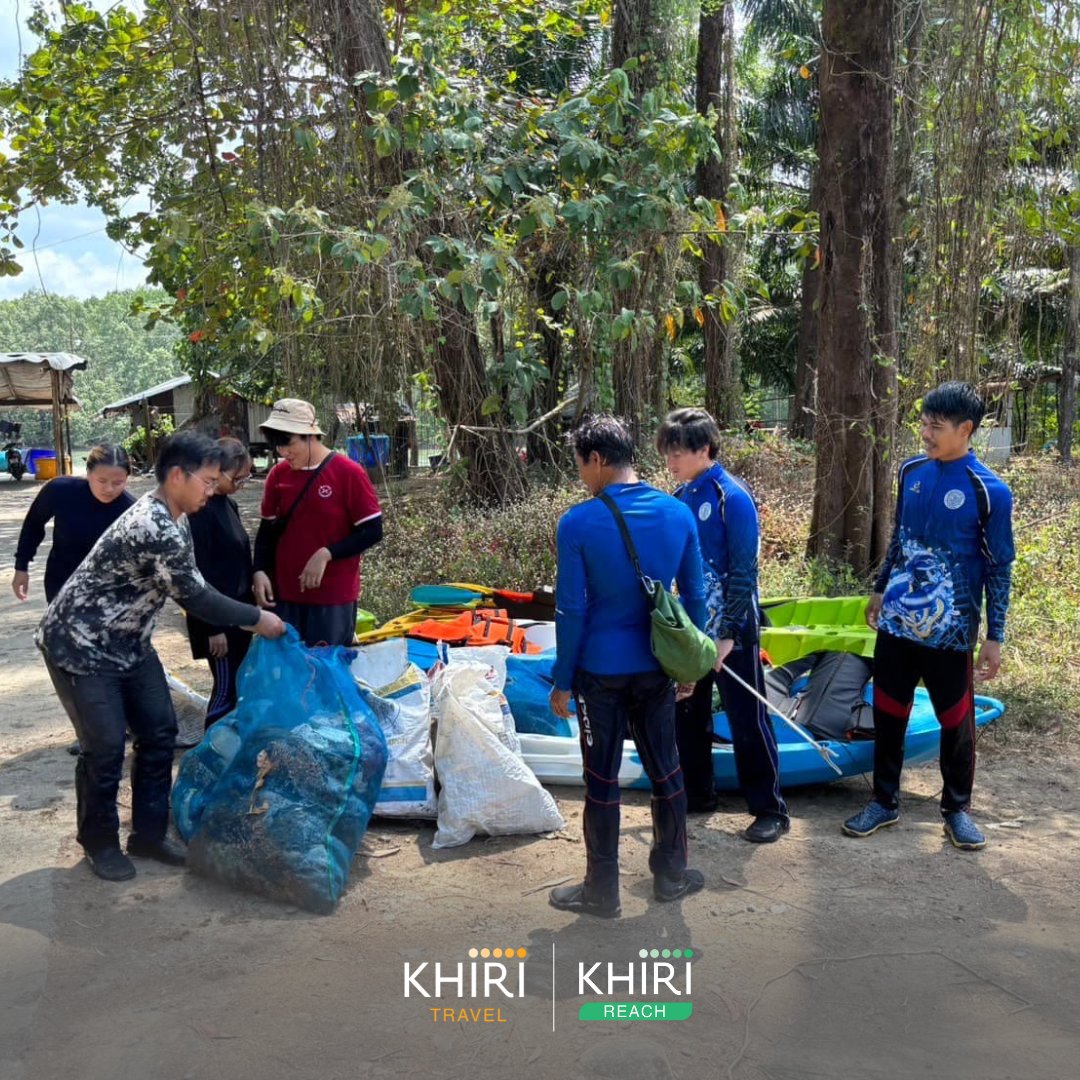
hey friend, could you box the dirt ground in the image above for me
[2,473,1078,1080]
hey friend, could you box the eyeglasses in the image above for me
[186,471,219,491]
[228,473,253,487]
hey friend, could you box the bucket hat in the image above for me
[259,398,324,437]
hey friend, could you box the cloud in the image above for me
[2,1,153,301]
[0,246,148,301]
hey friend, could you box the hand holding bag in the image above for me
[598,492,717,684]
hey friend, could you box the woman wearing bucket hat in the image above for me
[252,398,383,646]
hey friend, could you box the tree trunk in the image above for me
[1060,241,1080,463]
[430,299,527,505]
[889,0,926,419]
[333,0,392,77]
[326,0,524,500]
[612,331,646,443]
[791,167,821,440]
[808,0,897,576]
[528,259,566,467]
[613,0,661,93]
[610,0,663,444]
[697,0,740,428]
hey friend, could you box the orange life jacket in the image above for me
[406,609,544,654]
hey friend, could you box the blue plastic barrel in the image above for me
[24,449,56,476]
[345,434,391,469]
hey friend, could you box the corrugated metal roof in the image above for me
[100,374,194,416]
[0,351,88,372]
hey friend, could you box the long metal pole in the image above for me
[722,665,844,775]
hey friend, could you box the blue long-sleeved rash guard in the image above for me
[675,461,761,647]
[553,482,707,691]
[873,452,1014,651]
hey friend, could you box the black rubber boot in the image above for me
[87,846,136,882]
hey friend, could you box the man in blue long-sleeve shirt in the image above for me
[658,408,789,842]
[843,382,1015,851]
[549,415,708,918]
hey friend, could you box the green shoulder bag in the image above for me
[598,492,717,684]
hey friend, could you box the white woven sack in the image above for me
[431,662,564,849]
[351,639,436,818]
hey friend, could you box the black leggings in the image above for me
[676,640,787,818]
[573,669,687,902]
[204,634,251,728]
[872,631,977,814]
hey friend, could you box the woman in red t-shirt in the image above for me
[252,399,383,646]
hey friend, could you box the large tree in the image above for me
[697,0,740,427]
[807,0,897,574]
[1062,235,1080,463]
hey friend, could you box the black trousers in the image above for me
[872,631,977,814]
[573,669,687,902]
[204,632,251,728]
[43,649,177,853]
[275,599,357,648]
[676,640,787,818]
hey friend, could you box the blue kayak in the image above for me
[514,689,1004,793]
[402,638,1005,792]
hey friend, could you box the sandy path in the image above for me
[2,474,1078,1080]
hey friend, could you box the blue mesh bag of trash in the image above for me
[172,629,388,914]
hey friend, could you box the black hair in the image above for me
[921,381,986,432]
[655,407,721,459]
[154,431,223,483]
[86,442,131,474]
[265,428,317,449]
[569,414,635,468]
[217,436,251,474]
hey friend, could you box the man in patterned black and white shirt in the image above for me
[38,432,287,882]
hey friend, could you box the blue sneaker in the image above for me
[942,811,986,851]
[841,802,900,837]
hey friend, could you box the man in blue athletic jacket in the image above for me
[843,382,1014,851]
[548,415,708,918]
[657,408,790,842]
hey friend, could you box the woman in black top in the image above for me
[14,443,134,756]
[13,443,134,603]
[186,437,255,728]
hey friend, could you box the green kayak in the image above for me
[760,596,875,666]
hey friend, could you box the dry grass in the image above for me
[359,439,1079,745]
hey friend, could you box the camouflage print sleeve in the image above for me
[154,514,208,604]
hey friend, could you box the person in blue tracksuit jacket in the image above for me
[843,382,1015,851]
[657,408,790,842]
[549,415,708,918]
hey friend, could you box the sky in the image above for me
[0,0,149,301]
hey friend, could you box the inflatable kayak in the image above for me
[514,693,1005,792]
[400,640,1006,793]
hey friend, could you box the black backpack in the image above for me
[763,651,875,741]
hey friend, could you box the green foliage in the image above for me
[0,0,726,454]
[121,412,174,466]
[0,289,181,445]
[992,458,1080,735]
